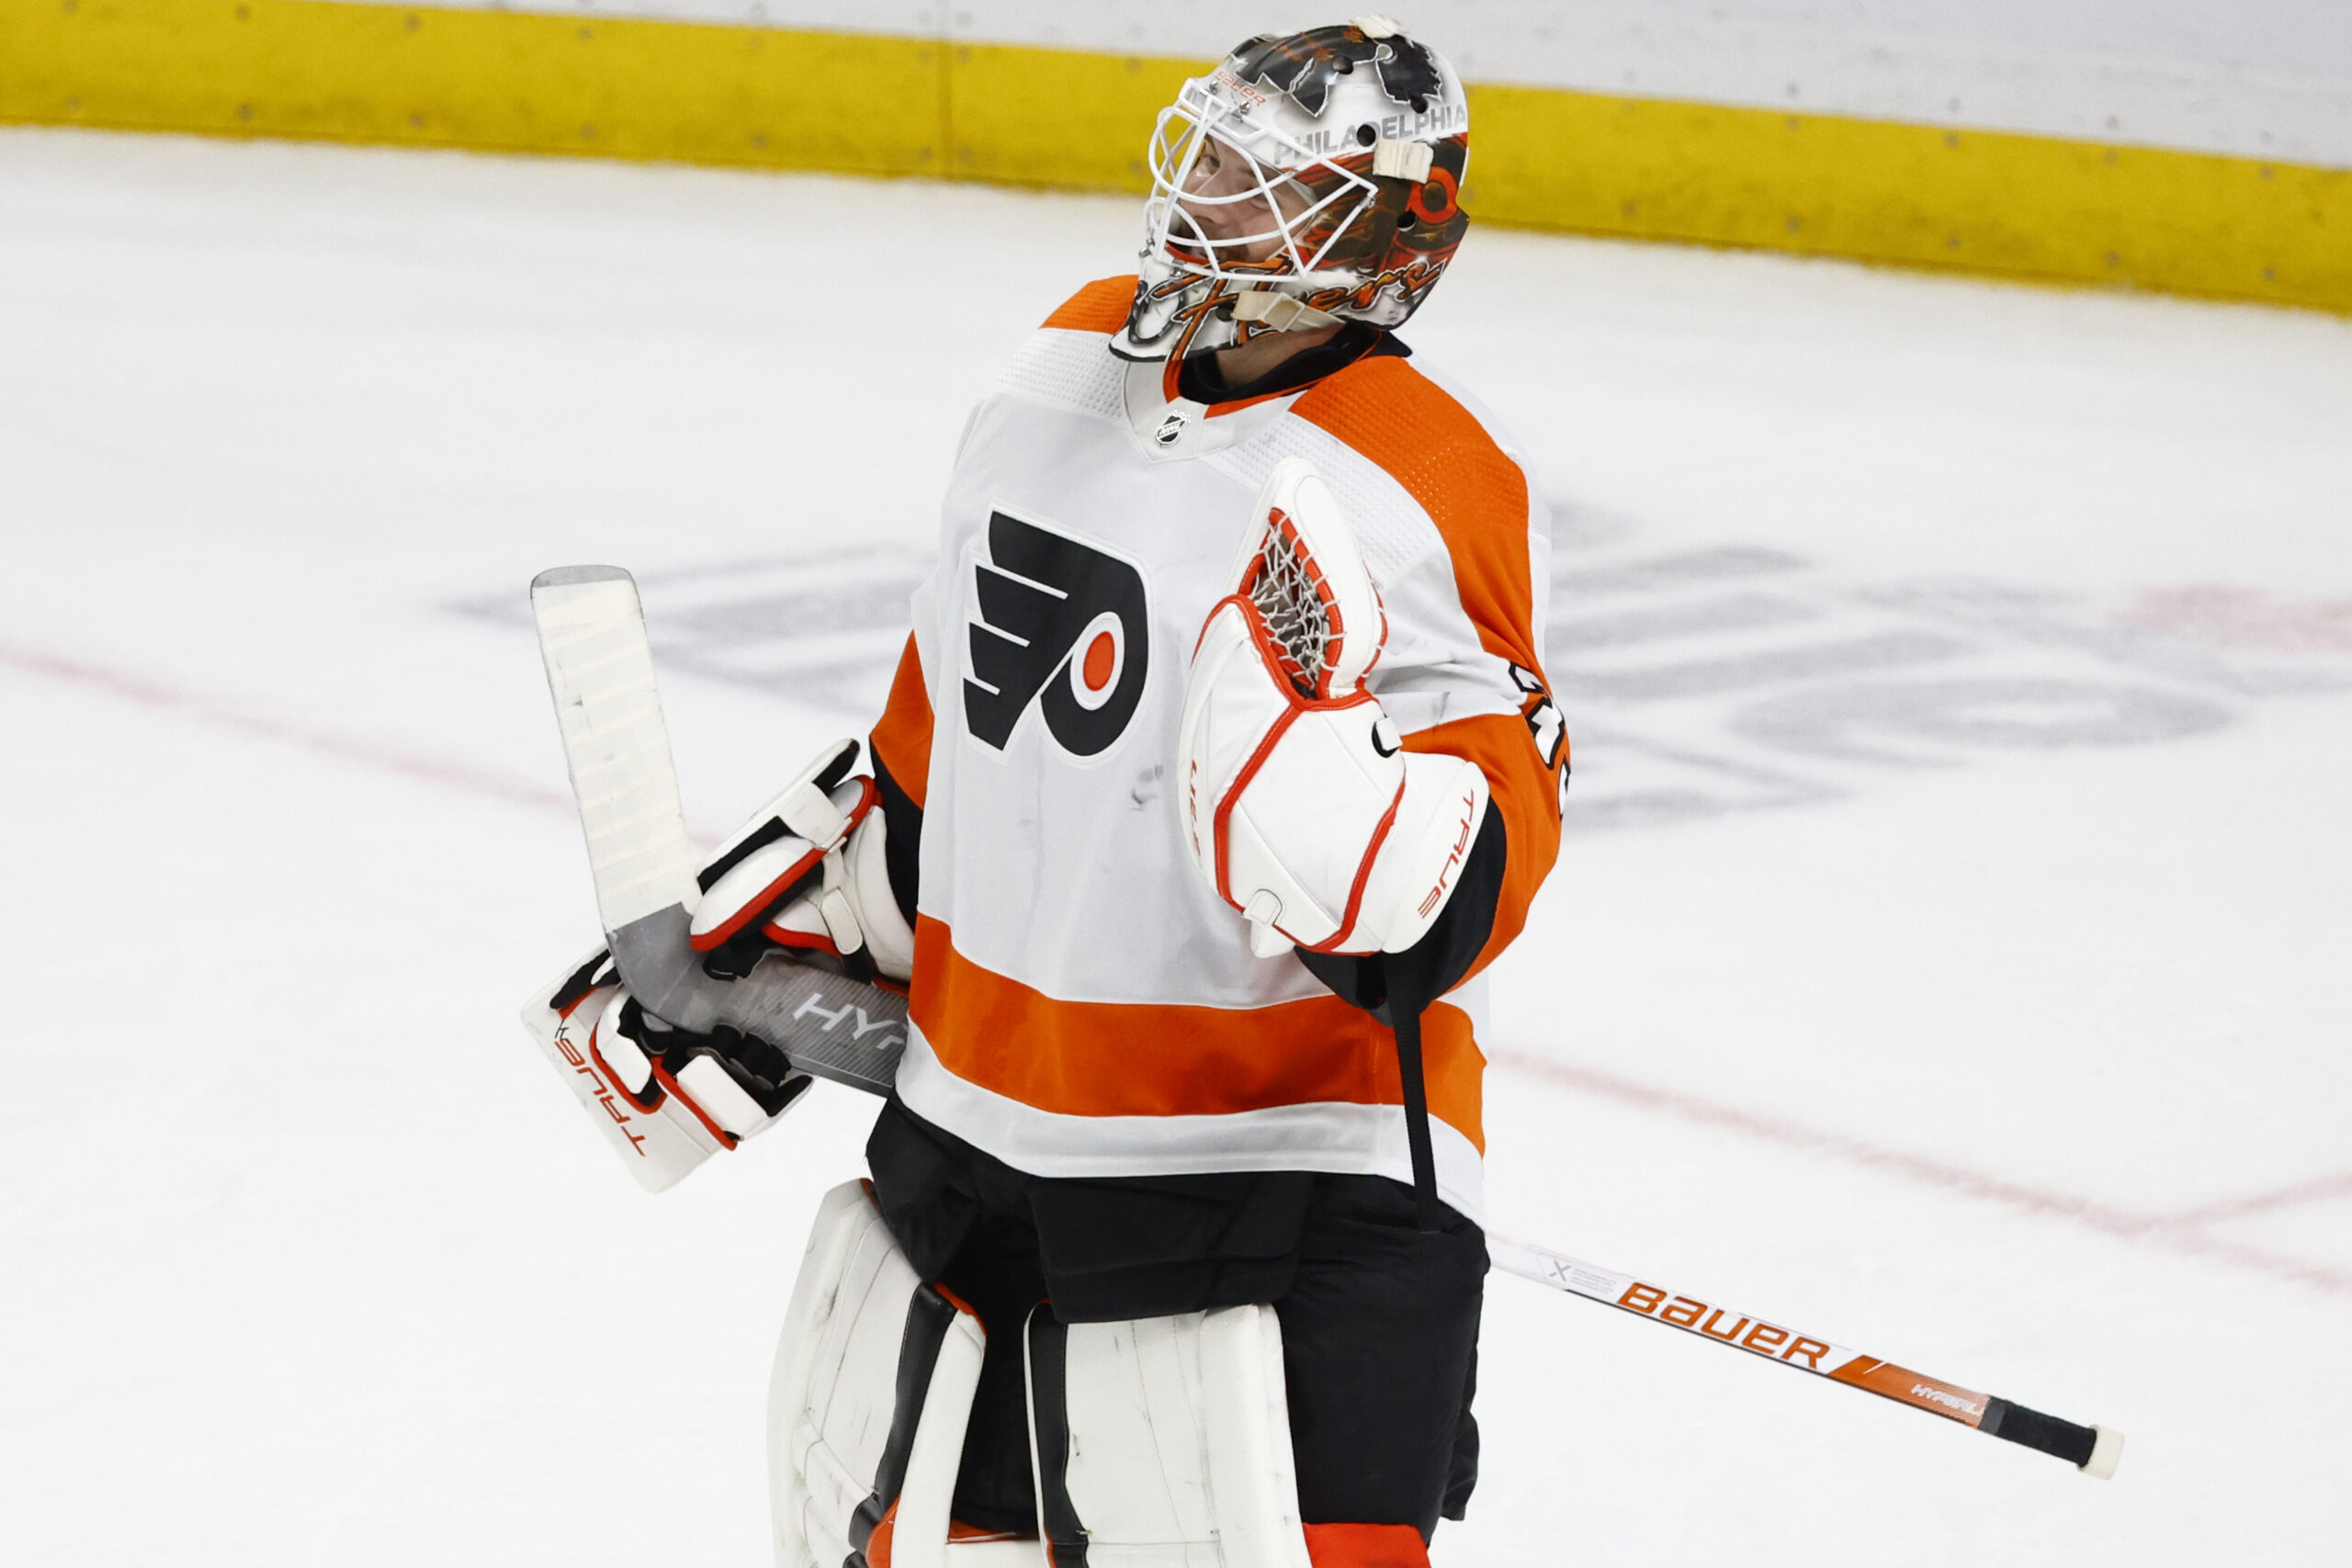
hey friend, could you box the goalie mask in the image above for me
[1113,17,1472,363]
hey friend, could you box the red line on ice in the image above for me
[2164,1168,2352,1225]
[17,637,2335,1293]
[0,638,577,814]
[1490,1050,2349,1298]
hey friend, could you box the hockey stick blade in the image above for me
[1489,1235,2123,1479]
[530,565,908,1096]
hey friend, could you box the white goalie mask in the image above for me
[1114,18,1473,363]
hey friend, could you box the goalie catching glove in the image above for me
[688,738,914,986]
[1178,457,1490,958]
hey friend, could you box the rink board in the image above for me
[1,0,2347,312]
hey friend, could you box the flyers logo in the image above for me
[965,512,1149,755]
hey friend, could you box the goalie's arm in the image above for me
[1292,703,1549,1010]
[1311,366,1566,989]
[1296,535,1564,1006]
[1396,703,1562,983]
[685,628,933,987]
[865,632,933,932]
[1294,646,1560,1018]
[1294,808,1505,1015]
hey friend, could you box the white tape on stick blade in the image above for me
[531,565,700,932]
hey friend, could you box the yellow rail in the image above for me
[3,0,2344,310]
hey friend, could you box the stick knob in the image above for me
[1982,1396,2124,1478]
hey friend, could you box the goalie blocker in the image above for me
[520,948,815,1193]
[520,661,919,1190]
[516,735,916,1195]
[529,564,913,1122]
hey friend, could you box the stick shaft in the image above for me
[1488,1236,1990,1426]
[1487,1235,2118,1473]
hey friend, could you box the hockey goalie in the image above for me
[523,18,1566,1568]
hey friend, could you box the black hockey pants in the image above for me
[864,1097,1487,1544]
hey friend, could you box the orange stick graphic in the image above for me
[1490,1235,2123,1478]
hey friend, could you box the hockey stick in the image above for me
[1488,1235,2123,1477]
[532,569,2120,1474]
[529,565,909,1096]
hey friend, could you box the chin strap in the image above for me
[1229,288,1343,333]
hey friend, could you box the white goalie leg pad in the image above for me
[770,1181,1030,1568]
[517,949,722,1194]
[1026,1305,1312,1568]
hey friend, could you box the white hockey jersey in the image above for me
[867,276,1564,1224]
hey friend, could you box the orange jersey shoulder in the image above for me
[869,635,933,809]
[1293,355,1542,674]
[1041,275,1139,333]
[1294,355,1563,982]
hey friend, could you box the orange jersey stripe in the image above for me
[1295,359,1564,976]
[869,634,933,810]
[1041,275,1139,333]
[910,916,1486,1153]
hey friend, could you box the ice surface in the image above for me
[2,126,2347,1565]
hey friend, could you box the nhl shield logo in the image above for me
[964,511,1150,756]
